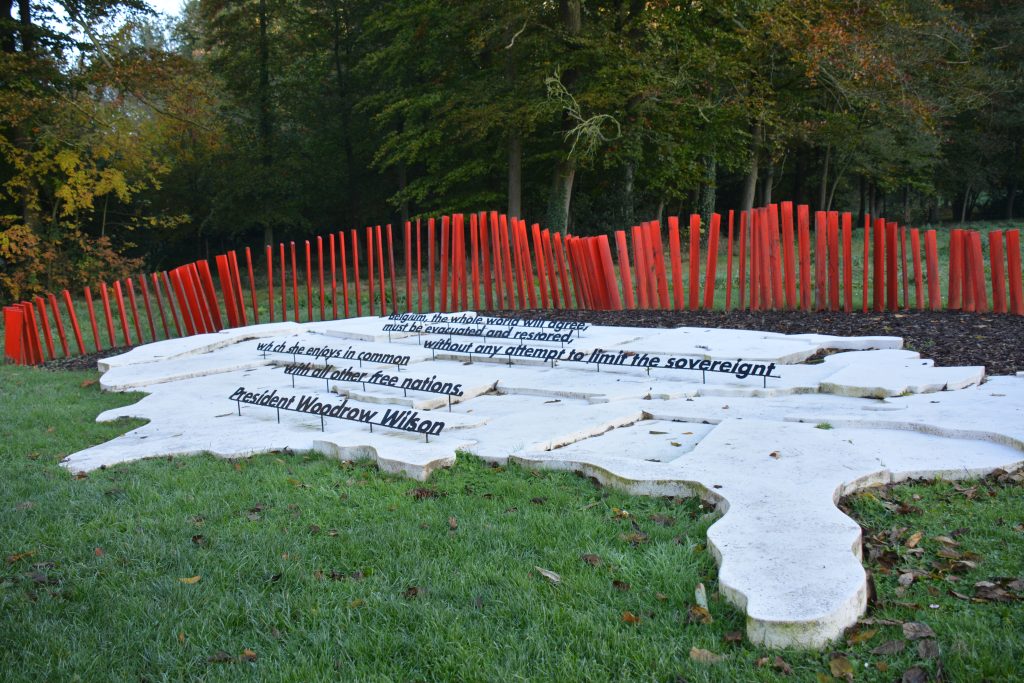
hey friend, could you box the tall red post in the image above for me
[317,237,325,321]
[47,293,70,356]
[989,231,1006,314]
[266,245,275,323]
[352,230,362,317]
[841,212,853,312]
[688,214,701,310]
[703,213,721,310]
[910,228,924,310]
[99,282,117,345]
[62,290,87,354]
[1005,229,1023,315]
[947,230,962,310]
[84,286,102,351]
[924,230,941,310]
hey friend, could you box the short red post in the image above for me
[842,212,853,312]
[738,211,748,310]
[989,231,1006,314]
[768,205,784,309]
[439,217,449,311]
[417,218,424,311]
[862,215,871,312]
[780,202,796,309]
[317,237,325,321]
[1005,229,1023,315]
[124,279,144,343]
[98,283,117,345]
[688,214,701,310]
[245,247,259,324]
[427,218,436,311]
[910,228,924,310]
[329,234,337,319]
[971,231,988,312]
[339,231,350,318]
[947,230,962,310]
[62,290,86,354]
[873,218,886,312]
[532,223,548,309]
[553,232,573,309]
[885,222,898,312]
[84,286,103,351]
[279,243,288,322]
[47,293,69,356]
[924,230,941,310]
[383,224,394,314]
[899,227,909,309]
[305,240,314,322]
[111,281,133,345]
[542,230,560,308]
[404,221,412,313]
[703,213,721,310]
[162,272,184,336]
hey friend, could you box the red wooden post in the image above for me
[795,206,809,311]
[194,260,223,331]
[688,214,701,310]
[404,221,412,313]
[266,245,275,323]
[3,306,25,364]
[99,282,117,345]
[631,226,648,308]
[665,216,683,309]
[137,276,157,342]
[873,218,886,312]
[279,244,288,322]
[827,211,839,311]
[329,234,337,319]
[244,247,259,324]
[305,240,314,322]
[552,232,574,309]
[216,255,238,328]
[899,227,909,309]
[1005,229,1023,315]
[703,213,721,310]
[317,238,325,321]
[910,228,924,310]
[427,218,436,311]
[961,231,975,312]
[780,202,796,309]
[759,208,774,309]
[439,217,449,312]
[842,212,853,312]
[458,217,469,311]
[190,263,216,332]
[565,235,586,308]
[750,211,760,311]
[290,242,300,322]
[160,272,183,336]
[642,223,657,307]
[124,279,144,344]
[924,230,941,310]
[22,302,44,364]
[738,211,748,310]
[598,235,621,310]
[989,231,1006,314]
[47,293,69,356]
[376,227,387,317]
[84,286,103,351]
[814,212,827,311]
[503,216,517,308]
[542,230,560,308]
[386,224,397,314]
[862,215,871,312]
[885,222,898,312]
[351,230,362,317]
[339,231,350,318]
[490,213,504,308]
[111,282,132,345]
[971,231,988,312]
[615,230,635,309]
[62,290,86,355]
[183,266,211,333]
[416,218,424,311]
[521,219,537,309]
[531,223,548,309]
[768,205,784,309]
[947,230,962,310]
[480,213,492,310]
[649,221,669,309]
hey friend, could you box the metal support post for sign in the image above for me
[320,414,324,432]
[369,423,373,433]
[236,399,241,415]
[276,407,280,423]
[701,370,705,384]
[448,395,452,412]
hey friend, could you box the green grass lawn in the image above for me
[1,363,1022,681]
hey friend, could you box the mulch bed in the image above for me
[38,312,1024,376]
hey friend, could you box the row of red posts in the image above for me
[3,202,1023,365]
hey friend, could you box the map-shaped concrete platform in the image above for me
[63,313,1024,649]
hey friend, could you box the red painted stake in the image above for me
[971,231,988,312]
[947,230,963,310]
[827,212,840,311]
[703,213,721,310]
[797,206,811,311]
[99,282,117,346]
[724,211,735,310]
[351,231,362,317]
[84,286,102,351]
[329,234,337,319]
[427,218,436,311]
[665,216,682,310]
[910,229,924,310]
[459,218,469,311]
[542,230,560,308]
[136,276,157,342]
[416,218,424,312]
[688,215,701,310]
[552,233,574,309]
[317,237,325,321]
[532,223,548,309]
[439,217,449,312]
[22,302,44,364]
[780,202,796,309]
[183,265,212,333]
[750,212,760,311]
[385,224,397,314]
[873,218,886,312]
[862,215,871,312]
[32,297,54,359]
[480,214,492,310]
[768,206,784,309]
[245,247,259,324]
[124,279,144,344]
[924,230,941,310]
[521,220,537,309]
[216,255,239,328]
[759,209,774,309]
[961,231,975,312]
[899,227,910,310]
[3,306,25,363]
[489,213,503,308]
[160,272,182,337]
[1005,230,1023,315]
[111,281,132,346]
[339,231,350,318]
[631,226,648,308]
[47,293,69,356]
[195,260,223,331]
[814,212,827,311]
[376,227,387,317]
[62,290,86,354]
[886,222,898,312]
[738,211,748,310]
[598,235,622,310]
[290,242,300,322]
[267,245,275,323]
[842,213,853,312]
[279,244,288,322]
[305,240,314,322]
[989,231,1006,314]
[404,221,412,313]
[615,230,635,309]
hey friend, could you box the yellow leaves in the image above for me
[689,647,724,664]
[621,611,641,624]
[178,575,201,584]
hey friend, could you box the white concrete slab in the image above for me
[63,315,1023,651]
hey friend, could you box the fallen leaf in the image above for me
[409,487,440,500]
[694,582,708,609]
[448,516,458,530]
[348,598,365,608]
[191,535,207,546]
[656,592,669,602]
[74,471,88,480]
[769,451,780,459]
[847,627,877,645]
[619,532,648,545]
[901,666,928,683]
[724,631,743,643]
[6,550,36,564]
[622,611,641,624]
[934,535,958,546]
[534,566,561,584]
[240,648,257,662]
[402,586,420,599]
[612,579,631,592]
[870,639,906,655]
[612,507,630,519]
[581,554,602,567]
[772,655,793,675]
[917,639,940,659]
[906,531,923,548]
[14,501,33,511]
[80,379,97,388]
[687,605,713,624]
[179,576,201,584]
[650,514,675,526]
[177,631,186,644]
[902,621,935,640]
[670,442,681,447]
[828,654,853,679]
[689,647,723,664]
[876,662,889,673]
[93,547,104,557]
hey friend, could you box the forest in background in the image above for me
[1,0,1022,301]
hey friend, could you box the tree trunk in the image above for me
[818,144,830,211]
[507,131,522,219]
[620,159,635,228]
[700,156,716,233]
[1006,177,1018,220]
[761,157,773,206]
[902,186,910,225]
[740,122,760,215]
[257,0,273,246]
[397,161,409,226]
[858,176,866,224]
[547,159,576,235]
[960,184,971,224]
[330,0,355,226]
[792,149,806,206]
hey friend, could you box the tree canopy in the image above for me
[1,0,1021,299]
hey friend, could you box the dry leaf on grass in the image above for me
[581,554,602,566]
[534,567,561,584]
[689,647,723,664]
[622,611,641,624]
[902,621,935,640]
[178,576,201,584]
